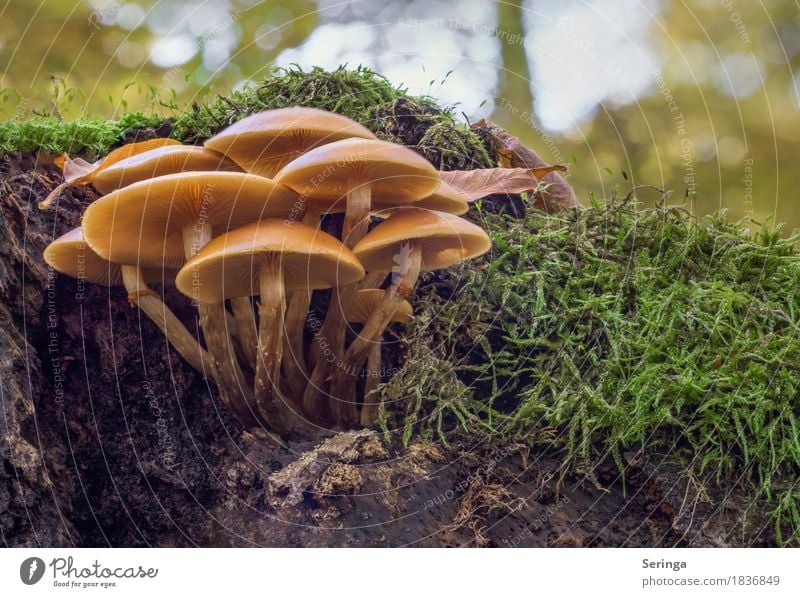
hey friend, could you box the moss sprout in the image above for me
[1,66,492,170]
[381,195,800,544]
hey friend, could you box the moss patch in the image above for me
[1,66,492,169]
[0,112,163,157]
[169,66,492,169]
[382,197,800,545]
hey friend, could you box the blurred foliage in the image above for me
[495,1,800,230]
[0,0,318,118]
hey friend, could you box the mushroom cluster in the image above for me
[43,107,490,437]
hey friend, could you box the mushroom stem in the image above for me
[283,288,311,398]
[230,297,258,369]
[282,208,320,399]
[359,270,387,291]
[306,187,371,364]
[182,223,258,427]
[226,309,253,370]
[360,342,382,426]
[255,256,319,437]
[120,265,209,373]
[341,183,372,248]
[324,282,360,424]
[201,303,258,424]
[332,242,422,424]
[254,254,289,434]
[304,182,372,425]
[301,346,332,425]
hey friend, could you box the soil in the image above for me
[0,153,740,548]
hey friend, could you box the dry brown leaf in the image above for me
[497,148,514,169]
[59,156,98,183]
[41,138,182,209]
[473,119,578,211]
[440,166,566,202]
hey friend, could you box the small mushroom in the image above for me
[204,106,376,178]
[358,181,470,291]
[275,137,440,247]
[82,171,298,426]
[330,207,491,422]
[44,227,123,285]
[282,206,323,398]
[175,218,365,435]
[345,289,412,426]
[275,138,440,420]
[92,145,242,194]
[373,180,469,216]
[43,227,208,373]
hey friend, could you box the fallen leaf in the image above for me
[440,166,566,202]
[52,154,67,171]
[497,148,514,169]
[59,156,98,183]
[473,119,578,211]
[41,138,182,209]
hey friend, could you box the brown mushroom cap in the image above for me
[175,219,365,304]
[204,107,377,177]
[347,289,412,324]
[374,180,469,216]
[44,227,123,286]
[274,138,440,211]
[352,207,491,272]
[82,171,298,270]
[44,227,176,287]
[92,145,242,194]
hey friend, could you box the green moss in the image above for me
[384,198,800,545]
[169,65,493,169]
[171,65,408,141]
[0,65,492,169]
[0,112,162,156]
